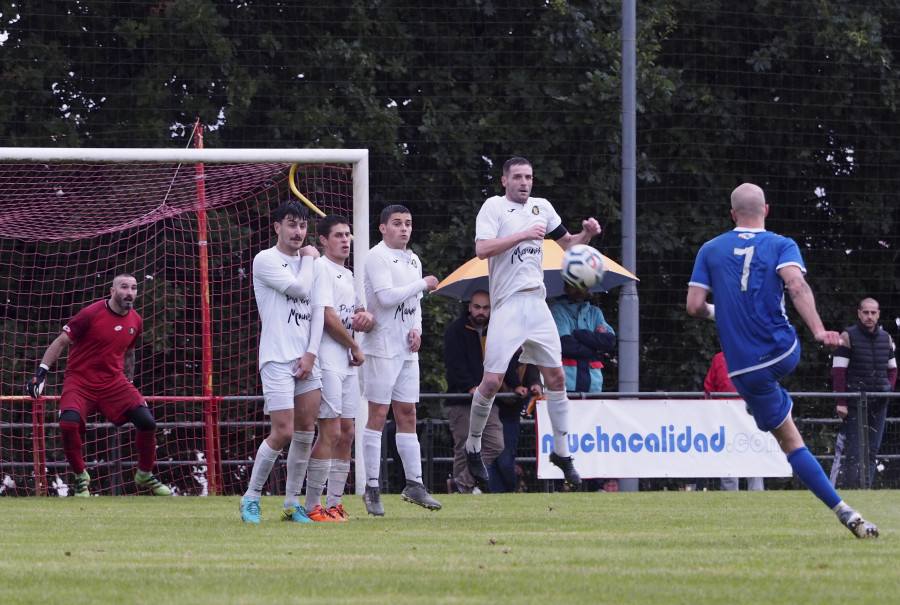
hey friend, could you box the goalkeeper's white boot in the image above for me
[838,508,879,539]
[135,470,172,496]
[73,470,90,498]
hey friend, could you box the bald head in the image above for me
[730,183,768,226]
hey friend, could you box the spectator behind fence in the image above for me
[830,297,897,489]
[550,282,617,491]
[704,351,764,492]
[490,350,543,493]
[443,290,505,494]
[687,182,877,538]
[25,273,171,498]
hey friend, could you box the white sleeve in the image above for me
[254,252,315,299]
[312,260,333,309]
[307,305,324,357]
[374,280,427,308]
[367,251,427,307]
[543,199,563,232]
[474,198,499,241]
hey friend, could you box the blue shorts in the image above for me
[729,345,801,432]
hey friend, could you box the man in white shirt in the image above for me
[240,200,324,524]
[360,204,442,515]
[466,157,602,492]
[304,214,373,521]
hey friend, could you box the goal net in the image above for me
[0,145,369,496]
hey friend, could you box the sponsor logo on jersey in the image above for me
[115,325,123,331]
[511,244,542,264]
[738,233,756,240]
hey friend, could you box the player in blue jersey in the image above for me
[686,183,878,538]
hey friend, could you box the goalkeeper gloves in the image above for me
[25,364,50,399]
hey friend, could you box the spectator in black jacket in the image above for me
[831,297,897,489]
[443,291,504,493]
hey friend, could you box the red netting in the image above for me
[0,159,354,496]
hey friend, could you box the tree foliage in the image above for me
[2,0,899,405]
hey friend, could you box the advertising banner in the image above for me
[535,399,792,479]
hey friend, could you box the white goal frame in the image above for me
[0,147,372,495]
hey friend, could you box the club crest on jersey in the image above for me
[129,327,136,335]
[531,205,540,215]
[410,258,418,268]
[738,233,756,240]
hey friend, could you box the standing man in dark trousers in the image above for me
[831,297,896,489]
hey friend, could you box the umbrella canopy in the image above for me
[433,240,638,302]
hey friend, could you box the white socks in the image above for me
[326,459,351,509]
[304,457,331,511]
[545,389,571,457]
[395,432,423,484]
[245,439,281,499]
[363,428,382,488]
[284,431,314,506]
[465,388,494,453]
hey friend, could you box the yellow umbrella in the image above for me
[433,240,638,302]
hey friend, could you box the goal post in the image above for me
[0,146,370,497]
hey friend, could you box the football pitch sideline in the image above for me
[2,491,896,605]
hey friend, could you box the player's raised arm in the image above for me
[475,224,546,259]
[556,218,602,251]
[778,265,839,347]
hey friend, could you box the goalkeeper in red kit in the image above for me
[25,273,171,497]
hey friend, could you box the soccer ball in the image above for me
[561,245,605,289]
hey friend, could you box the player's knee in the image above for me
[59,410,84,424]
[127,406,157,432]
[479,377,503,398]
[543,368,567,392]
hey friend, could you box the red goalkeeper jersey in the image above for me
[61,299,143,390]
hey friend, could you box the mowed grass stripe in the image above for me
[2,491,895,605]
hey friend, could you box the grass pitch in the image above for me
[2,490,896,604]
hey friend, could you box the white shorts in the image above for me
[484,290,562,373]
[260,360,322,415]
[362,355,420,404]
[319,369,360,419]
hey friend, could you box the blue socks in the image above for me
[787,446,841,509]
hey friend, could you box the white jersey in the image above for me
[475,195,563,308]
[312,255,363,373]
[253,246,316,368]
[362,240,426,360]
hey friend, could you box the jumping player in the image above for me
[304,214,373,521]
[25,273,171,497]
[465,157,602,492]
[360,205,442,515]
[240,200,323,524]
[686,182,878,538]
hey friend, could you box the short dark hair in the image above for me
[272,199,310,224]
[112,273,136,287]
[380,204,411,225]
[503,157,531,176]
[318,214,351,239]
